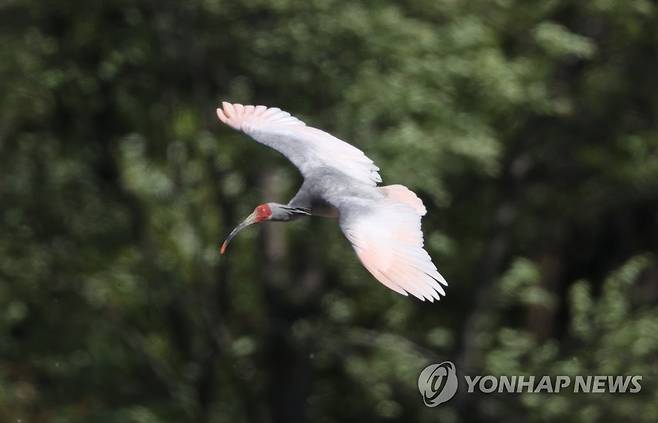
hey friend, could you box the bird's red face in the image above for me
[254,203,272,222]
[220,203,272,255]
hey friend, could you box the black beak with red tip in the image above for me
[219,211,258,255]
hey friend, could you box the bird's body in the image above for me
[288,166,377,217]
[217,102,447,302]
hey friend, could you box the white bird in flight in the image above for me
[217,102,447,301]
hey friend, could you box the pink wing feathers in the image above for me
[380,184,427,216]
[340,197,447,302]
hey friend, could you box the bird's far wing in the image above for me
[339,201,447,302]
[217,102,382,186]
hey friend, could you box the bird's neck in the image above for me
[271,204,311,221]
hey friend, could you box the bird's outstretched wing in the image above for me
[339,198,447,302]
[217,102,382,186]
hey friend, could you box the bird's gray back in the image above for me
[288,167,383,217]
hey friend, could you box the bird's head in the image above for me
[220,203,312,255]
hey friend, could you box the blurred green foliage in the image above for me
[1,0,657,422]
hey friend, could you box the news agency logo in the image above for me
[418,361,643,407]
[417,361,459,407]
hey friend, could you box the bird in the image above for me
[216,102,447,302]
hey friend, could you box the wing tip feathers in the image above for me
[216,101,306,132]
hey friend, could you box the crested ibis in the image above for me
[217,102,447,301]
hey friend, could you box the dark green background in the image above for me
[1,1,657,422]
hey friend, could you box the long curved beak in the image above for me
[220,211,258,255]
